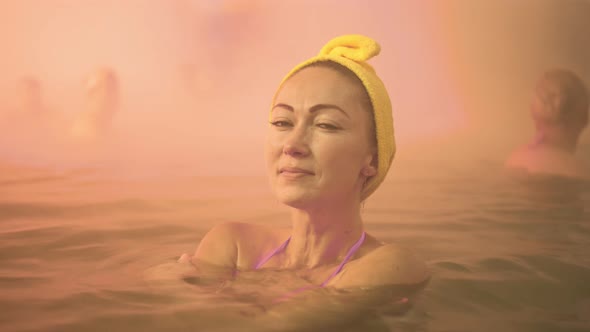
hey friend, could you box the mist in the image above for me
[0,0,588,179]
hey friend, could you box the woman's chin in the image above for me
[272,183,360,209]
[274,188,317,208]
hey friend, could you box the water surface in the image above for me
[1,159,588,331]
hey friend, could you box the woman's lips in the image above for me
[278,167,314,178]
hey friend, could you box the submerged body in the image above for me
[182,222,428,290]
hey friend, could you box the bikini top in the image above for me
[255,231,366,288]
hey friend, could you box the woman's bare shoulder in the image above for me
[233,223,290,269]
[191,222,242,268]
[505,146,590,179]
[192,222,288,270]
[505,145,533,169]
[333,242,430,289]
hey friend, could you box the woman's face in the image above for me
[265,65,376,208]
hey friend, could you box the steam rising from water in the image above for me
[0,0,588,179]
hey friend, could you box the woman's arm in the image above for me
[249,283,426,332]
[144,223,239,288]
[249,245,431,332]
[179,222,241,284]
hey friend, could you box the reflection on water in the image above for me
[0,159,589,331]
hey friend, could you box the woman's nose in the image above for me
[282,126,310,157]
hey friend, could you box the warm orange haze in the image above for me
[1,1,588,175]
[0,1,589,332]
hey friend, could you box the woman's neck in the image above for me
[284,201,364,269]
[531,128,579,153]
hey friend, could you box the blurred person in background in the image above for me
[70,67,120,142]
[506,68,589,180]
[0,76,64,162]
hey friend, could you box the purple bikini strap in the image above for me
[254,236,291,269]
[254,232,366,286]
[269,231,367,303]
[320,231,366,287]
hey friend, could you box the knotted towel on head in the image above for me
[271,34,395,200]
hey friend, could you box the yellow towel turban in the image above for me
[271,34,395,200]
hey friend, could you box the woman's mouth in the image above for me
[278,167,314,178]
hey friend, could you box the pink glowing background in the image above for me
[0,0,588,177]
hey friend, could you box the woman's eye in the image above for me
[270,120,292,128]
[317,123,339,130]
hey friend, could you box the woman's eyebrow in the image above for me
[271,103,350,119]
[272,103,294,112]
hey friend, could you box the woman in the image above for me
[70,67,120,142]
[505,68,589,179]
[177,34,429,329]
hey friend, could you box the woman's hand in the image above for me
[143,253,199,287]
